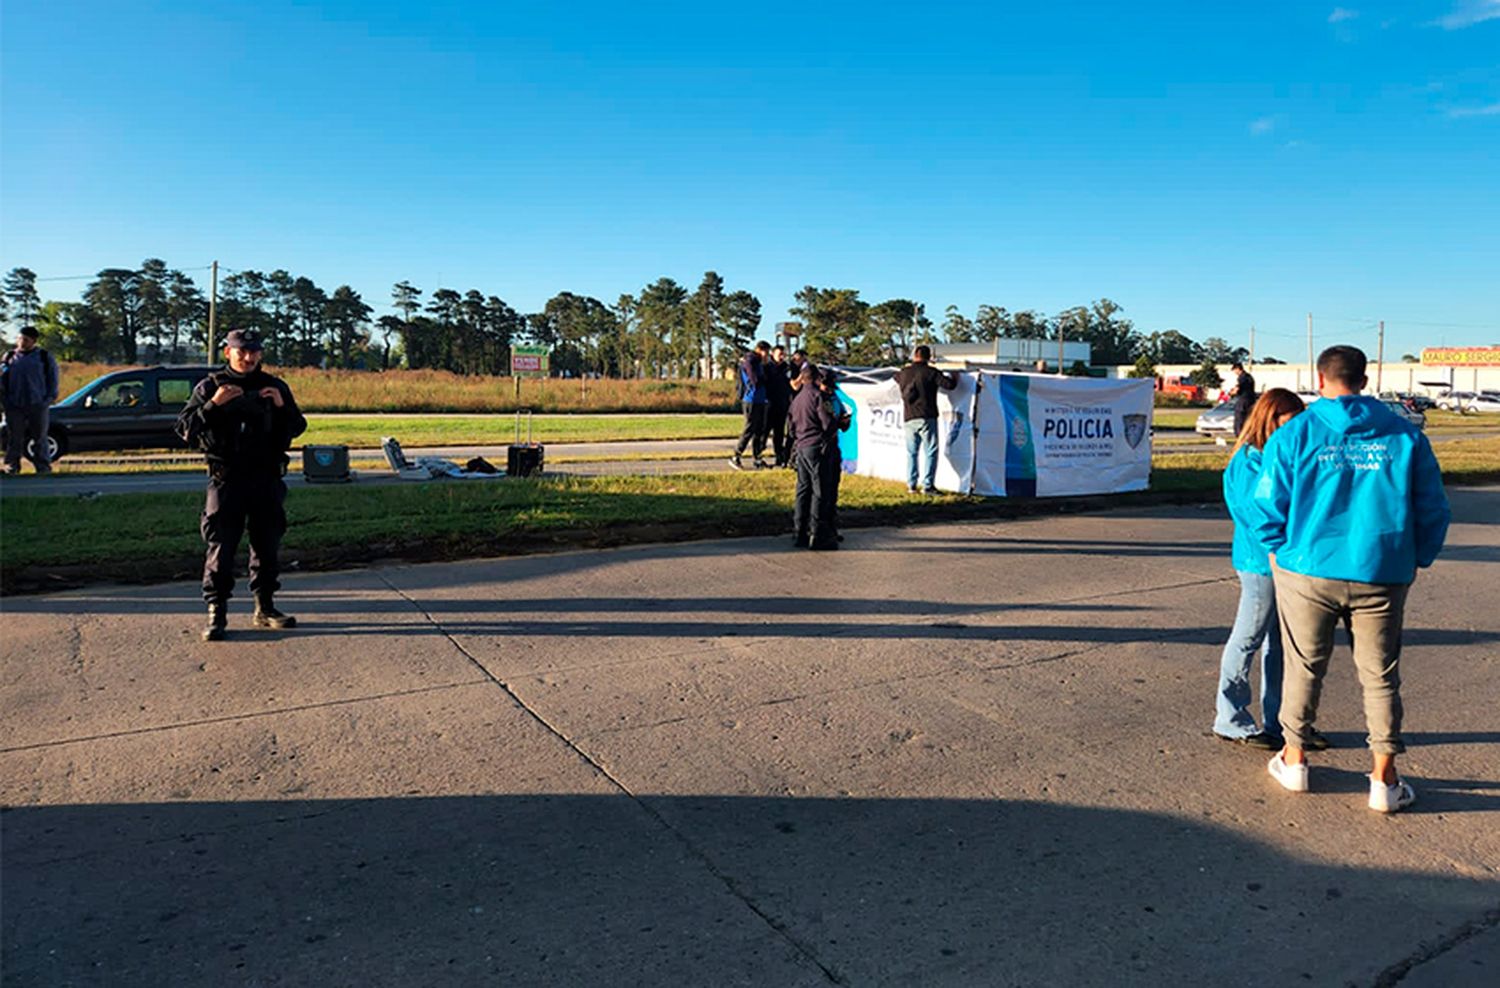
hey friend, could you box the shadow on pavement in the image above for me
[3,795,1496,986]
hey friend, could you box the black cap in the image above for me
[224,329,263,351]
[18,326,38,339]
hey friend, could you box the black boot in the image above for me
[202,603,227,642]
[252,593,297,629]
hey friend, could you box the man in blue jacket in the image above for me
[1,326,60,475]
[1253,345,1450,813]
[729,341,772,470]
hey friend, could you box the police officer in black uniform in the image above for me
[176,329,306,641]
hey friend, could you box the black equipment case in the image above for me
[302,444,351,483]
[507,410,544,477]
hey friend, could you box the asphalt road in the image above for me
[3,488,1496,985]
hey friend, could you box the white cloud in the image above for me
[1327,7,1360,23]
[1447,102,1500,117]
[1436,1,1500,29]
[1249,116,1277,136]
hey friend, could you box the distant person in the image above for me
[1,327,59,475]
[785,349,811,449]
[1213,388,1318,750]
[815,367,852,549]
[895,345,957,494]
[764,344,794,468]
[177,329,308,642]
[1254,345,1450,813]
[729,340,772,470]
[1227,362,1257,436]
[786,349,810,389]
[787,363,835,549]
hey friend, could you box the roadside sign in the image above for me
[1422,346,1500,367]
[511,344,550,376]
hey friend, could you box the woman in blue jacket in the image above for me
[1214,388,1316,749]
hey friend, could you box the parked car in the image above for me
[1378,391,1436,412]
[1194,401,1236,438]
[1436,390,1477,411]
[1381,399,1426,430]
[0,365,214,461]
[1463,393,1500,414]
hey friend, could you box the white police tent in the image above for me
[834,371,1153,497]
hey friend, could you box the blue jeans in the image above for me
[1214,570,1284,739]
[904,418,937,490]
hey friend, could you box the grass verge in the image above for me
[6,439,1495,594]
[298,413,742,448]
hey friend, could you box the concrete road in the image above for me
[3,490,1497,986]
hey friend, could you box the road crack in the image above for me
[380,574,849,984]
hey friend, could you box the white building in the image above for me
[935,338,1092,372]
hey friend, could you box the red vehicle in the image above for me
[1155,375,1205,402]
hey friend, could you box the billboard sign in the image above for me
[511,345,550,376]
[1422,346,1500,367]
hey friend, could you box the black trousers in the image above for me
[816,445,842,544]
[201,470,288,604]
[1234,400,1253,436]
[791,445,824,542]
[767,402,790,465]
[3,404,51,472]
[734,401,769,459]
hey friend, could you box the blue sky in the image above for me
[2,1,1497,362]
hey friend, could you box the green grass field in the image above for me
[299,412,743,447]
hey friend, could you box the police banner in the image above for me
[973,373,1152,497]
[836,375,978,492]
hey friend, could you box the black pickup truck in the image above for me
[1,365,215,461]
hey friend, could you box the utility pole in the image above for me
[1376,319,1385,393]
[1249,325,1255,366]
[1307,312,1314,391]
[1057,318,1065,375]
[207,260,218,360]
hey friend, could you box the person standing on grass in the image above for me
[177,329,307,642]
[813,366,851,549]
[788,363,835,549]
[1,326,59,475]
[1254,345,1450,813]
[764,344,794,468]
[1227,361,1258,437]
[1213,388,1322,751]
[895,344,957,495]
[729,340,772,470]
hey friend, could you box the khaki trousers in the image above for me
[1271,561,1410,755]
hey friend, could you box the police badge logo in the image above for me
[1122,413,1148,449]
[1010,416,1030,450]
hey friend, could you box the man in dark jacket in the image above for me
[176,329,307,641]
[1228,362,1257,436]
[895,344,957,494]
[787,363,835,549]
[1,327,60,475]
[764,345,794,467]
[729,341,772,469]
[815,367,851,549]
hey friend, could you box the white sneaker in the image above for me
[1368,777,1417,813]
[1267,751,1309,792]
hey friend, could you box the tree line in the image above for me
[1,262,1261,375]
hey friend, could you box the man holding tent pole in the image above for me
[895,345,957,495]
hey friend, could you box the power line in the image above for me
[32,265,215,283]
